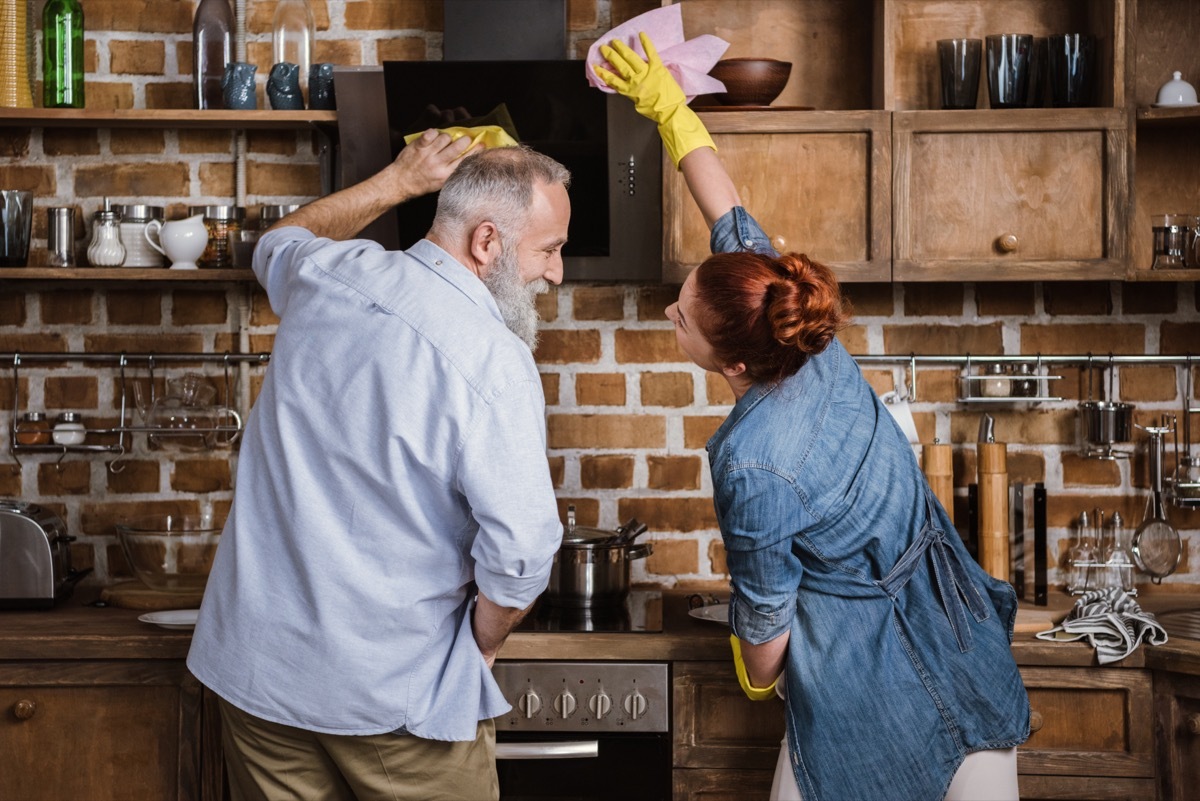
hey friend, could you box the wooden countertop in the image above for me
[3,589,1198,674]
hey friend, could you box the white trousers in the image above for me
[769,738,1019,801]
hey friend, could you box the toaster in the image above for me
[0,500,90,609]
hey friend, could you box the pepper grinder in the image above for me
[976,415,1010,582]
[921,439,955,524]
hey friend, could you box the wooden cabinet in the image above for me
[672,661,782,800]
[663,0,1198,282]
[1018,666,1157,801]
[0,660,218,801]
[663,111,891,282]
[1153,671,1200,801]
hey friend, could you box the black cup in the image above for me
[1048,33,1097,107]
[1026,37,1047,108]
[986,33,1033,109]
[937,39,982,109]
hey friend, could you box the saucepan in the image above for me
[543,509,652,608]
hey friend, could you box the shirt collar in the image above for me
[406,239,504,325]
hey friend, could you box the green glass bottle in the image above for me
[42,0,84,108]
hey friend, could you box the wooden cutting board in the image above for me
[1014,607,1058,634]
[100,581,203,611]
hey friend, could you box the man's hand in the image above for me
[472,590,532,668]
[386,128,473,202]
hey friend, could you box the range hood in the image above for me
[443,0,567,60]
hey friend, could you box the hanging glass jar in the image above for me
[0,0,35,107]
[272,0,314,103]
[193,0,233,109]
[42,0,84,108]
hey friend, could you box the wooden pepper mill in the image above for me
[922,440,954,524]
[977,435,1010,582]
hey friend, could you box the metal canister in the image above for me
[189,205,246,268]
[113,204,165,268]
[46,207,75,267]
[259,204,301,230]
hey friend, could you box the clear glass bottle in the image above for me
[1067,510,1098,594]
[42,0,84,108]
[86,199,125,267]
[51,412,86,446]
[193,0,233,110]
[1103,511,1134,593]
[272,0,314,102]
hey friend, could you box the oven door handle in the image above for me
[495,740,600,760]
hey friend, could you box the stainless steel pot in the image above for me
[542,513,653,607]
[1080,400,1133,445]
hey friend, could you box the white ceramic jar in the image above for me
[114,205,165,267]
[52,412,86,446]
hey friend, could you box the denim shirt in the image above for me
[707,208,1030,801]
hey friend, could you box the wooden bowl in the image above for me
[709,58,793,106]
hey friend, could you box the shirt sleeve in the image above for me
[457,376,562,610]
[720,466,809,644]
[252,227,389,317]
[709,206,781,258]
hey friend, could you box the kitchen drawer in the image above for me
[663,110,892,283]
[1016,666,1156,801]
[672,767,775,801]
[893,110,1128,281]
[0,661,204,801]
[1153,671,1200,801]
[672,661,784,772]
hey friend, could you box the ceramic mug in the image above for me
[144,214,209,270]
[267,62,304,110]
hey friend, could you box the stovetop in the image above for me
[516,590,663,633]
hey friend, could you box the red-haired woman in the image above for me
[596,35,1029,801]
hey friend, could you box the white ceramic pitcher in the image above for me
[144,214,208,270]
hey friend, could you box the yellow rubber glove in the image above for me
[730,634,779,701]
[402,125,518,156]
[593,31,716,169]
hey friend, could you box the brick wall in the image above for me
[2,1,1198,598]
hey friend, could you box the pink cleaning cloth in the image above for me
[586,5,729,101]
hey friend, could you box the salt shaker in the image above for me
[980,363,1012,398]
[51,412,86,445]
[86,198,125,267]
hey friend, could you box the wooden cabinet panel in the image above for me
[0,661,202,801]
[893,110,1128,281]
[672,767,775,801]
[1153,671,1200,801]
[663,111,891,283]
[1017,666,1155,800]
[672,661,784,772]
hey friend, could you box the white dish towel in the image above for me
[1036,588,1168,664]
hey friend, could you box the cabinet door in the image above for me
[673,661,784,771]
[1017,666,1156,801]
[893,110,1128,281]
[672,767,775,801]
[0,661,203,801]
[1154,671,1200,801]
[663,111,891,283]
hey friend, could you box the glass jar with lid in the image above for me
[259,203,301,230]
[51,411,86,445]
[113,204,165,267]
[86,199,126,267]
[189,205,246,268]
[15,411,51,445]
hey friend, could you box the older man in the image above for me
[188,130,570,801]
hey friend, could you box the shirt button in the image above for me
[743,239,753,247]
[435,260,442,265]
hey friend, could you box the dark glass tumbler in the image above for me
[937,38,982,109]
[1026,37,1047,108]
[1048,33,1097,107]
[986,33,1033,109]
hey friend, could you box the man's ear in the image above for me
[469,221,502,275]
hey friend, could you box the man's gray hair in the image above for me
[433,146,571,240]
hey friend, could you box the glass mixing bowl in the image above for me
[115,514,222,593]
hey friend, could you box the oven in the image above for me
[493,593,671,801]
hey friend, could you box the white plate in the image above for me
[138,609,199,630]
[688,603,730,625]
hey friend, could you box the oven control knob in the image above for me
[553,690,577,719]
[623,689,647,721]
[588,692,612,720]
[518,689,542,719]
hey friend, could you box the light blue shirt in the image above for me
[187,227,562,741]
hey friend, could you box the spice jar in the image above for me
[189,205,246,268]
[86,199,126,267]
[979,363,1012,398]
[259,204,301,230]
[51,411,86,445]
[15,411,51,445]
[1011,362,1038,398]
[113,204,165,267]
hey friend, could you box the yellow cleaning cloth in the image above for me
[403,125,519,156]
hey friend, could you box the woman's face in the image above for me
[666,272,724,373]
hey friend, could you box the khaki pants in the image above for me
[218,697,498,801]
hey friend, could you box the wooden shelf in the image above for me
[0,267,256,282]
[1126,268,1200,282]
[0,108,337,130]
[1136,106,1200,128]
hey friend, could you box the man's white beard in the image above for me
[483,243,547,350]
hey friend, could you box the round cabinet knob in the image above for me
[771,235,787,251]
[13,699,36,721]
[1029,710,1044,733]
[553,690,577,720]
[517,689,541,719]
[1186,713,1200,736]
[588,692,612,720]
[624,689,647,721]
[996,233,1019,254]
